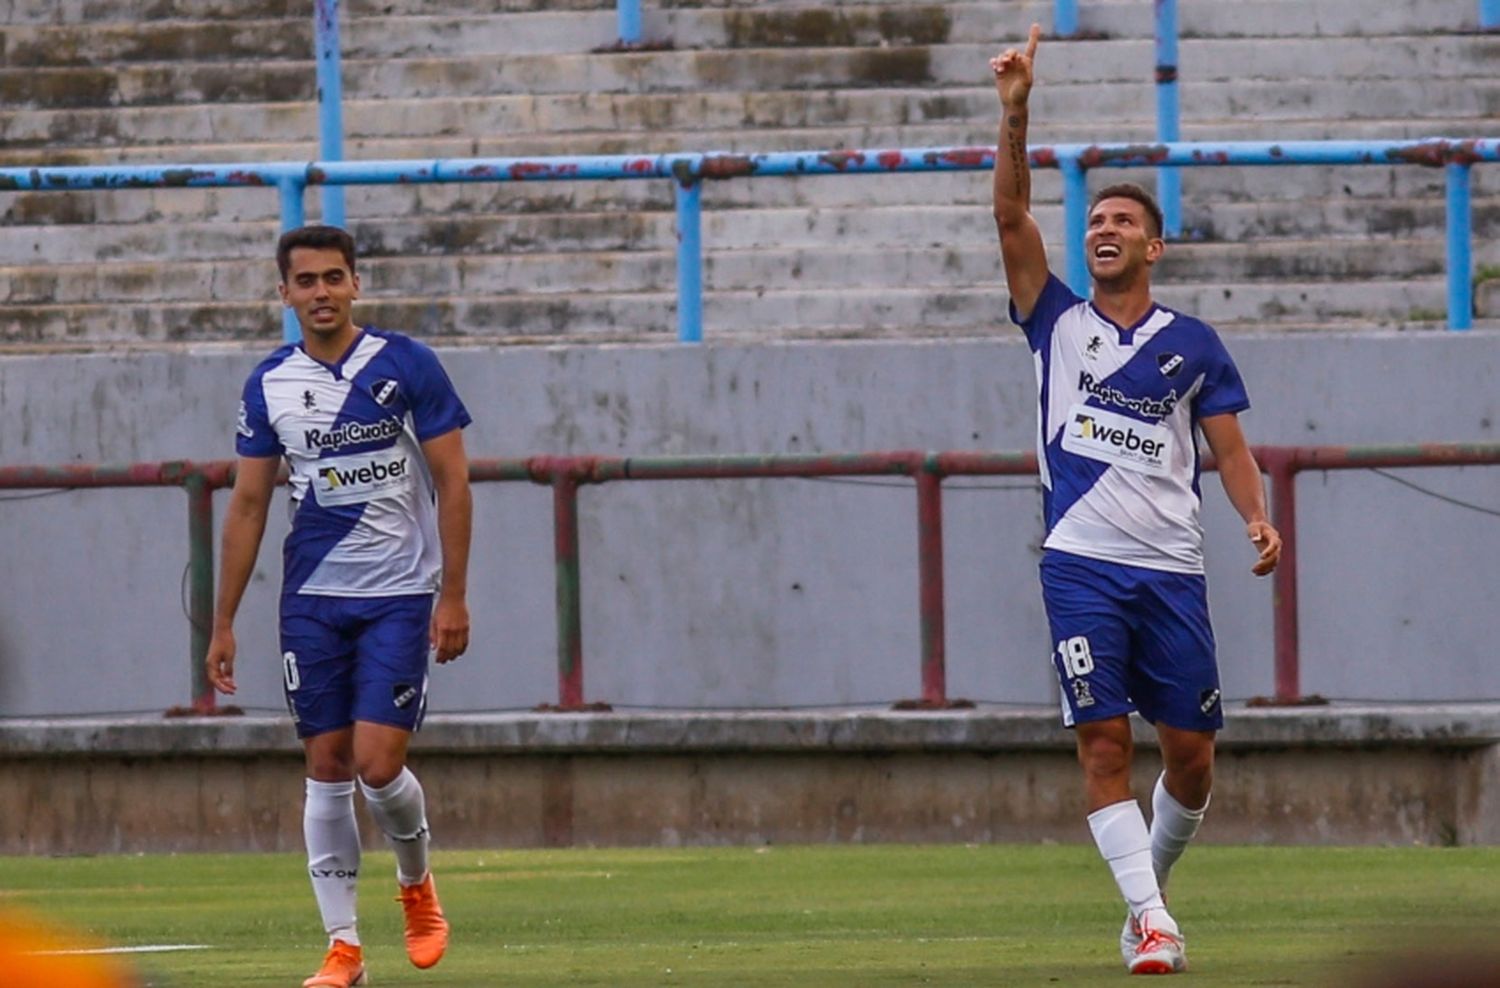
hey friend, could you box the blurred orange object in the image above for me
[0,908,137,987]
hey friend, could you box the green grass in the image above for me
[3,845,1499,986]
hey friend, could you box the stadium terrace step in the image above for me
[0,0,609,24]
[0,0,1494,344]
[0,239,1460,309]
[4,163,1493,232]
[3,115,1496,174]
[7,78,1500,151]
[0,278,1459,345]
[2,0,1479,40]
[5,200,1498,268]
[2,36,1495,110]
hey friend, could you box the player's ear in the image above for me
[350,271,361,298]
[278,281,291,306]
[1145,237,1165,264]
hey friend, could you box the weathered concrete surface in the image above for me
[2,704,1495,853]
[1,0,1496,342]
[2,335,1498,718]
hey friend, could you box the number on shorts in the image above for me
[282,650,301,692]
[1056,636,1094,678]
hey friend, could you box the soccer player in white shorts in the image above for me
[990,26,1283,975]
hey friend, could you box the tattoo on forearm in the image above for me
[1006,129,1027,197]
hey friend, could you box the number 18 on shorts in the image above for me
[1040,551,1224,732]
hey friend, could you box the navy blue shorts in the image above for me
[1039,550,1222,732]
[279,593,434,739]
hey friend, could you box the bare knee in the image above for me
[1159,727,1215,809]
[1077,720,1135,808]
[356,755,405,790]
[1079,731,1132,780]
[303,729,355,782]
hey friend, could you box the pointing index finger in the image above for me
[1025,23,1041,62]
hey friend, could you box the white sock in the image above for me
[1087,800,1174,931]
[1150,773,1208,892]
[361,767,431,887]
[304,779,361,946]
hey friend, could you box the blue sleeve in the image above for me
[403,340,473,441]
[1009,274,1083,352]
[1195,330,1250,417]
[234,373,283,458]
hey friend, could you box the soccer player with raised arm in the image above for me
[206,225,473,988]
[990,26,1282,975]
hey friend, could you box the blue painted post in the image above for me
[1445,161,1473,330]
[674,177,704,342]
[1061,156,1089,296]
[618,0,642,45]
[1155,0,1182,238]
[1054,0,1079,37]
[1482,0,1500,30]
[314,0,347,229]
[279,177,307,342]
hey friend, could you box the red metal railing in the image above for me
[1,444,1496,713]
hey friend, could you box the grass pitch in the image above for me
[3,844,1498,986]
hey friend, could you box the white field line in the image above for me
[30,944,211,956]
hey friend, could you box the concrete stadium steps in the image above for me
[1,239,1465,309]
[0,0,1493,344]
[6,197,1498,265]
[8,78,1500,151]
[0,0,607,23]
[0,278,1463,345]
[8,3,1476,70]
[0,0,1476,40]
[3,36,1496,111]
[4,114,1496,172]
[6,165,1495,230]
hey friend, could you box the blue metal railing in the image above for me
[618,0,643,46]
[1153,0,1182,238]
[314,0,346,233]
[4,139,1494,341]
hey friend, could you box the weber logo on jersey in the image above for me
[1061,404,1171,476]
[313,447,414,507]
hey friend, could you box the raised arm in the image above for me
[1200,413,1281,576]
[421,427,472,664]
[990,23,1050,321]
[205,455,281,694]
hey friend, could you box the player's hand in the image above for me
[1248,520,1281,576]
[430,595,470,664]
[206,628,237,694]
[990,23,1041,107]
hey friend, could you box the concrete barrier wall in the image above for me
[1,332,1497,717]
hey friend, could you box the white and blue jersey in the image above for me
[1013,275,1249,575]
[235,328,472,599]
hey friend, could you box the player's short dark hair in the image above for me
[1089,183,1164,239]
[276,225,357,280]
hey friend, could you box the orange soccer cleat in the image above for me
[302,939,366,987]
[397,874,451,969]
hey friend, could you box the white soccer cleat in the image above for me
[1120,911,1143,964]
[1127,919,1187,975]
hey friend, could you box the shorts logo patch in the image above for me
[1199,688,1222,715]
[1071,678,1096,709]
[393,683,418,709]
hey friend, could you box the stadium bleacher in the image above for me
[2,0,1497,344]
